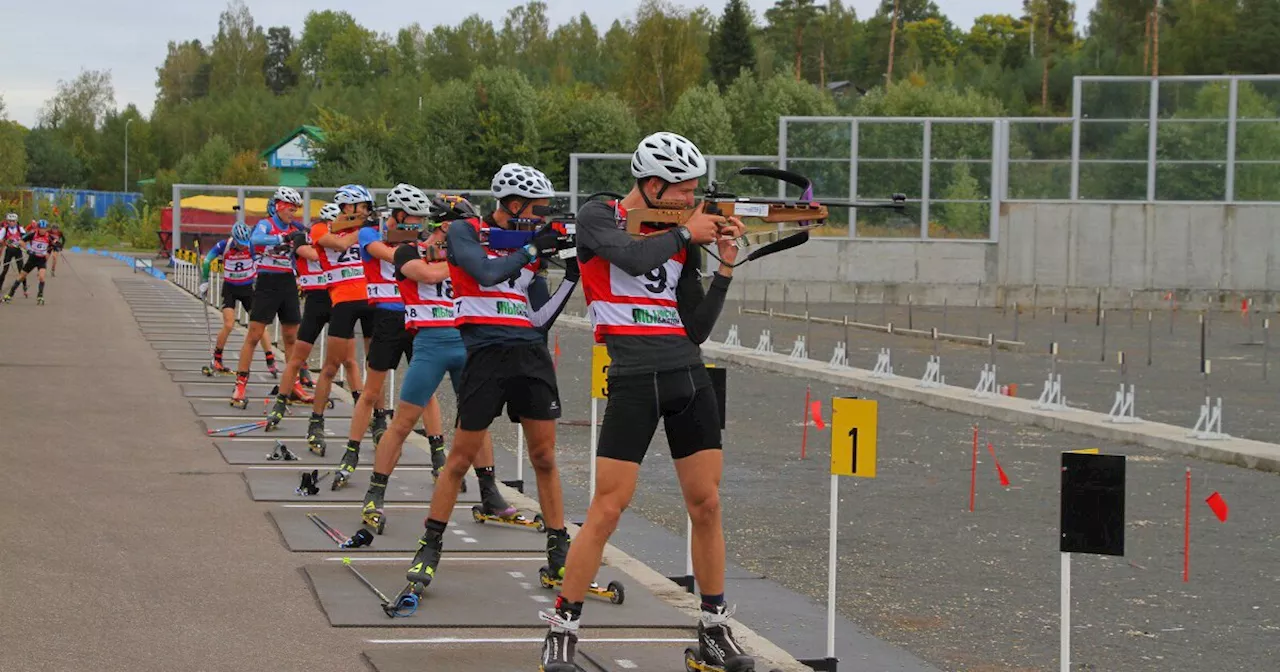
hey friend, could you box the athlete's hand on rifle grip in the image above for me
[681,205,723,245]
[715,217,745,264]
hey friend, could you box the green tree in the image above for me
[499,2,556,84]
[423,15,501,82]
[177,135,235,185]
[622,0,712,126]
[208,0,267,93]
[550,14,604,87]
[709,0,758,89]
[155,40,212,107]
[264,27,299,94]
[536,88,640,184]
[0,120,28,186]
[24,129,85,187]
[936,160,985,237]
[902,18,960,71]
[764,0,825,81]
[1233,0,1280,74]
[724,73,836,154]
[667,82,737,155]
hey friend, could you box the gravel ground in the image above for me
[525,322,1280,672]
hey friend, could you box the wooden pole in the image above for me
[886,0,901,83]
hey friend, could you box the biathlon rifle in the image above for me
[625,167,907,266]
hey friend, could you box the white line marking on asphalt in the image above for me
[364,637,697,645]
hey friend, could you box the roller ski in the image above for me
[331,444,359,490]
[306,415,327,457]
[36,297,44,305]
[229,376,249,409]
[369,409,391,447]
[683,605,755,672]
[538,609,586,672]
[403,527,443,596]
[361,489,387,535]
[201,359,232,377]
[472,478,543,531]
[537,530,623,604]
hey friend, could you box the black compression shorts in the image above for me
[456,343,561,431]
[596,364,721,464]
[328,299,375,339]
[297,290,333,344]
[221,282,253,311]
[21,255,46,273]
[366,308,414,372]
[248,273,301,325]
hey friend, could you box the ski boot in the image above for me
[683,605,755,672]
[404,527,444,595]
[265,353,279,377]
[36,296,44,305]
[265,395,288,430]
[289,380,315,404]
[362,488,386,534]
[332,443,359,490]
[537,529,624,605]
[230,376,249,409]
[538,608,586,672]
[2,294,10,303]
[298,367,315,388]
[306,415,326,457]
[429,441,447,482]
[370,409,391,447]
[472,477,544,531]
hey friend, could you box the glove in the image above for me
[392,243,422,281]
[285,230,308,249]
[563,257,580,282]
[198,282,210,297]
[529,225,562,255]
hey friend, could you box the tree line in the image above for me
[2,0,1280,221]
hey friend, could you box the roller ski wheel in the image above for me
[1,295,10,304]
[331,467,353,491]
[201,365,214,377]
[265,398,287,431]
[536,567,625,605]
[37,297,44,305]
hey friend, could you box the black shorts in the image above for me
[366,308,414,372]
[328,299,376,340]
[456,343,562,431]
[597,365,721,464]
[297,290,333,344]
[21,255,46,273]
[248,273,301,325]
[221,282,254,311]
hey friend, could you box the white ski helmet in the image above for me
[491,163,555,200]
[319,203,339,222]
[386,183,433,217]
[631,131,707,184]
[334,184,374,206]
[5,212,17,223]
[271,186,303,206]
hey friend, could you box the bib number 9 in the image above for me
[643,266,668,294]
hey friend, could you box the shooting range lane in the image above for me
[243,466,480,503]
[305,560,682,629]
[364,641,699,672]
[269,505,547,553]
[182,381,287,397]
[704,296,1280,446]
[201,415,368,437]
[189,398,355,418]
[214,439,432,466]
[541,324,1280,672]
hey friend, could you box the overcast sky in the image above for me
[1,0,1099,127]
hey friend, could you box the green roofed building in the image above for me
[261,125,325,187]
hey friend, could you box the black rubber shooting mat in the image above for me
[363,641,699,672]
[158,349,224,359]
[200,415,369,438]
[173,370,278,383]
[243,466,479,503]
[306,560,686,628]
[146,337,226,346]
[189,398,354,418]
[214,439,432,466]
[269,505,547,553]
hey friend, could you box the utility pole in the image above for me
[124,118,133,193]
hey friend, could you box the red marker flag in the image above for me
[810,401,825,430]
[986,442,1011,487]
[1205,492,1229,522]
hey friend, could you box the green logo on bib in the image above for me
[631,308,680,325]
[497,301,529,317]
[431,307,453,318]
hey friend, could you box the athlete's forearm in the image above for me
[529,275,575,330]
[296,245,319,261]
[402,259,450,284]
[368,240,396,263]
[447,225,531,286]
[317,230,359,250]
[578,205,684,276]
[676,262,731,345]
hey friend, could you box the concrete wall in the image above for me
[728,203,1280,309]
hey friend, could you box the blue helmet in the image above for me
[335,184,374,207]
[37,219,48,229]
[231,222,252,245]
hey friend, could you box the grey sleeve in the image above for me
[676,247,732,344]
[529,272,576,331]
[576,201,687,277]
[446,222,533,286]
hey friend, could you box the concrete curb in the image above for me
[165,278,809,671]
[556,315,1280,475]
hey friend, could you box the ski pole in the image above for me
[342,558,418,618]
[307,513,345,544]
[206,420,265,435]
[228,420,269,437]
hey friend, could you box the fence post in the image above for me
[1070,78,1082,201]
[921,120,932,239]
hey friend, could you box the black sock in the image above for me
[351,390,361,403]
[428,434,444,448]
[554,595,583,620]
[37,281,44,297]
[700,593,725,613]
[474,466,495,482]
[425,518,448,535]
[310,412,323,421]
[370,472,389,490]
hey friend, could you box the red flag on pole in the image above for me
[1205,492,1229,522]
[986,442,1011,487]
[810,401,825,430]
